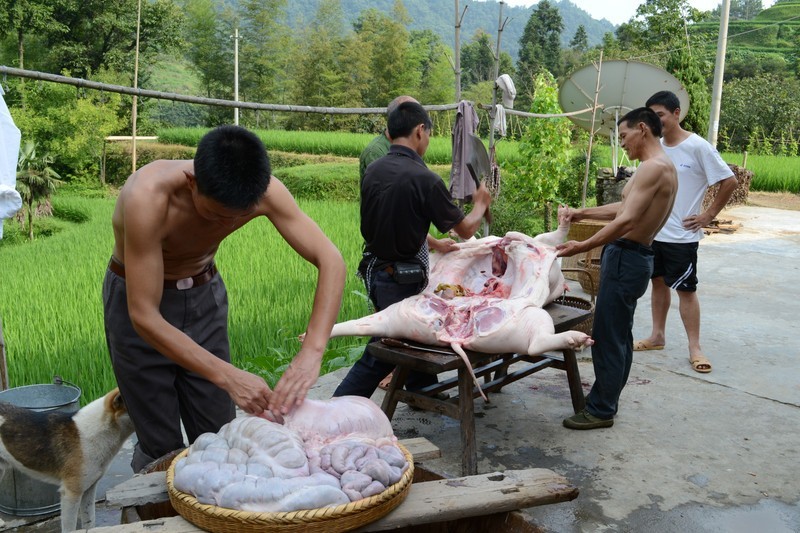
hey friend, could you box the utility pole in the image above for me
[708,0,731,147]
[233,27,240,126]
[131,0,142,173]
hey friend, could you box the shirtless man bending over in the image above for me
[103,125,346,471]
[556,107,678,430]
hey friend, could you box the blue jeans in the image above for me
[585,240,654,419]
[333,270,437,397]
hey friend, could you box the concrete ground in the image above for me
[2,205,798,532]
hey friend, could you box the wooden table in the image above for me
[368,302,592,476]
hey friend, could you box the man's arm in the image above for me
[557,162,665,257]
[451,183,492,239]
[121,184,273,415]
[684,175,737,232]
[262,178,346,415]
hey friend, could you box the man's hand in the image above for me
[683,212,713,232]
[224,366,273,415]
[430,237,458,254]
[269,348,322,415]
[473,182,492,206]
[556,240,584,258]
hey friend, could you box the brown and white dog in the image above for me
[0,388,135,532]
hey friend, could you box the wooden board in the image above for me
[88,468,577,532]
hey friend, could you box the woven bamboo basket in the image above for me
[555,295,594,336]
[166,443,414,533]
[562,220,606,295]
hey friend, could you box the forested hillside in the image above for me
[225,0,616,60]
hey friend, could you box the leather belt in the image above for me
[108,258,218,290]
[612,238,654,255]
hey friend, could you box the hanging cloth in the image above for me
[492,104,507,137]
[0,86,22,239]
[495,74,517,109]
[449,100,479,200]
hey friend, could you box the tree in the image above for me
[354,6,417,107]
[665,49,710,137]
[288,0,366,130]
[44,0,183,79]
[0,0,67,71]
[508,71,571,232]
[182,0,230,100]
[15,141,63,241]
[409,29,455,105]
[710,0,764,20]
[570,25,589,52]
[619,0,707,53]
[460,31,514,90]
[517,0,563,78]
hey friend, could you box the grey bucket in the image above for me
[0,377,81,516]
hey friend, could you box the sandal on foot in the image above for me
[633,339,665,351]
[563,409,614,430]
[690,354,712,373]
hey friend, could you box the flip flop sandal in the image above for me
[690,354,712,373]
[633,340,665,351]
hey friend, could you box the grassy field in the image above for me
[0,193,371,404]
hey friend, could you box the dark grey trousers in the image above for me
[103,265,235,472]
[585,240,654,419]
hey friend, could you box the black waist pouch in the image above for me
[392,262,425,284]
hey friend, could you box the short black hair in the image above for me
[645,90,681,113]
[618,107,663,138]
[387,101,432,140]
[193,125,271,209]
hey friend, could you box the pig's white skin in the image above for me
[329,222,593,401]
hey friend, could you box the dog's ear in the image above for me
[104,387,126,414]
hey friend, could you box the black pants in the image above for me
[586,240,654,419]
[333,270,437,398]
[103,265,235,472]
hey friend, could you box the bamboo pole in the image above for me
[0,316,9,390]
[0,66,598,119]
[581,51,603,208]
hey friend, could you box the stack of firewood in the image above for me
[702,163,752,211]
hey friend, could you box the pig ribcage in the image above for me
[330,230,594,399]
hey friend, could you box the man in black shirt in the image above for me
[334,101,492,398]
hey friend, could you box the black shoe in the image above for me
[563,409,614,430]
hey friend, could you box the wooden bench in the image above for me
[95,438,578,532]
[369,302,592,476]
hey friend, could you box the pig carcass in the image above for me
[329,213,594,399]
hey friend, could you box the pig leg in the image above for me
[531,205,571,247]
[527,330,594,355]
[449,343,489,403]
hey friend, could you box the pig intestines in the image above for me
[173,397,409,513]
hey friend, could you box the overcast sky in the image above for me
[501,0,777,26]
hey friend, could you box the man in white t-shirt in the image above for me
[634,90,738,374]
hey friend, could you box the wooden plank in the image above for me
[87,468,577,533]
[105,438,441,508]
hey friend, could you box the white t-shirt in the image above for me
[657,133,733,243]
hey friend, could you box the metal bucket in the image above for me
[0,378,82,516]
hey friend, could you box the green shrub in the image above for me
[275,162,359,201]
[104,142,196,185]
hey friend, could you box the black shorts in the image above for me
[651,241,698,292]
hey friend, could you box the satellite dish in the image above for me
[559,60,690,137]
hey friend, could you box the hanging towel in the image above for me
[495,74,516,109]
[492,104,507,137]
[0,86,22,239]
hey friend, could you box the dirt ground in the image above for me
[746,191,800,211]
